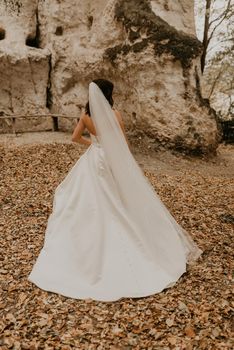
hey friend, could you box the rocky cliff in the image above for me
[0,0,220,153]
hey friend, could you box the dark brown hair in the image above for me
[85,79,114,116]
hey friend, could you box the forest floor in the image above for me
[0,132,233,349]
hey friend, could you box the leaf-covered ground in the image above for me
[0,135,233,349]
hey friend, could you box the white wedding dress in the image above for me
[28,83,202,302]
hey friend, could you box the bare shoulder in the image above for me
[80,113,92,127]
[81,112,97,135]
[113,109,123,122]
[113,109,127,134]
[80,113,89,122]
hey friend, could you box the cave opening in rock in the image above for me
[87,15,93,29]
[26,34,40,48]
[0,28,5,40]
[26,8,40,48]
[55,26,63,36]
[26,16,40,47]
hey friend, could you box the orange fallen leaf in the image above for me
[185,325,196,337]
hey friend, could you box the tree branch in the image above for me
[208,0,232,28]
[207,0,232,46]
[208,66,225,99]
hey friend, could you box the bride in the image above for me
[28,79,202,302]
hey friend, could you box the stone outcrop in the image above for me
[0,0,50,116]
[0,0,221,153]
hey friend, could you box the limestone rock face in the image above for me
[0,0,220,153]
[0,0,50,116]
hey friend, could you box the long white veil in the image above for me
[89,82,202,271]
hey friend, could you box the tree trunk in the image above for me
[201,0,212,73]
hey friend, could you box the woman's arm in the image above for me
[71,114,92,146]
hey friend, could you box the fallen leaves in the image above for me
[166,318,174,327]
[184,325,196,338]
[112,325,123,336]
[0,141,233,349]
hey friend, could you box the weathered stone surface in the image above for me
[0,46,50,115]
[0,0,220,153]
[0,0,50,118]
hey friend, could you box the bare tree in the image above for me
[200,0,233,73]
[204,43,234,119]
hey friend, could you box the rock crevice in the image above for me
[26,5,40,48]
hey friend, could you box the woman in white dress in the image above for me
[28,79,202,302]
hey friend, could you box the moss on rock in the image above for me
[105,0,202,68]
[3,0,22,15]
